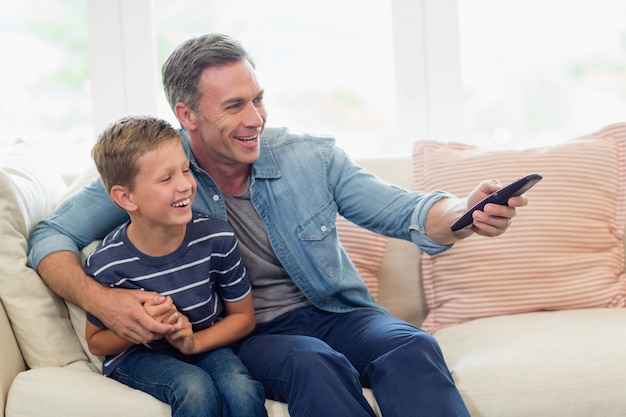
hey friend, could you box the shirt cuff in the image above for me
[27,234,80,270]
[409,190,456,256]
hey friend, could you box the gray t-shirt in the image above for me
[223,187,311,323]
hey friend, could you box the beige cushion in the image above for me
[7,361,171,417]
[376,237,425,326]
[435,308,626,417]
[413,123,626,332]
[0,299,25,414]
[0,138,87,367]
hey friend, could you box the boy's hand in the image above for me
[143,295,180,330]
[165,313,195,355]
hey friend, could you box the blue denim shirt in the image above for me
[28,127,453,313]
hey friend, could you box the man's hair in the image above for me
[92,115,182,192]
[162,33,255,113]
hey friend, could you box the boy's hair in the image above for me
[92,115,182,192]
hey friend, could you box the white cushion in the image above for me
[7,361,379,417]
[435,308,626,417]
[0,138,87,368]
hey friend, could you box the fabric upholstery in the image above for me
[0,138,87,368]
[435,308,626,417]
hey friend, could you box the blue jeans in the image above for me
[237,306,469,417]
[111,346,267,417]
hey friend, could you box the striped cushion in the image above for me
[336,215,388,300]
[412,123,626,333]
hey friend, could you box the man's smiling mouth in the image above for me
[235,134,257,142]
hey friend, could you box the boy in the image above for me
[84,115,267,417]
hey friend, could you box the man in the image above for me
[29,33,526,417]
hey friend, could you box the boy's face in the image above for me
[128,139,196,227]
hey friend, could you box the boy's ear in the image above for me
[110,185,137,212]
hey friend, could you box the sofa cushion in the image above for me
[7,360,381,417]
[0,138,87,367]
[413,123,626,332]
[435,308,626,417]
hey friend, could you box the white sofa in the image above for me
[2,123,626,417]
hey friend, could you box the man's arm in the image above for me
[38,251,175,345]
[329,148,527,254]
[86,295,179,356]
[85,319,134,356]
[425,179,528,245]
[29,177,175,344]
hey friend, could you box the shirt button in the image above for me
[320,225,327,232]
[213,195,220,201]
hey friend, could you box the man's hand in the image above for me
[466,179,528,237]
[94,286,176,345]
[36,251,175,345]
[425,179,529,245]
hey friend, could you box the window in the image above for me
[458,0,626,148]
[0,0,93,180]
[6,0,622,183]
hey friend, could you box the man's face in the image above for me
[187,59,267,170]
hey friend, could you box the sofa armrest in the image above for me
[0,300,25,417]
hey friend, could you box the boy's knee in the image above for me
[171,371,218,409]
[223,370,265,398]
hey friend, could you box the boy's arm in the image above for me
[86,295,180,356]
[85,319,135,356]
[167,293,256,356]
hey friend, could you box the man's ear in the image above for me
[110,185,137,212]
[174,102,199,132]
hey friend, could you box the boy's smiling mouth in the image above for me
[171,198,191,208]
